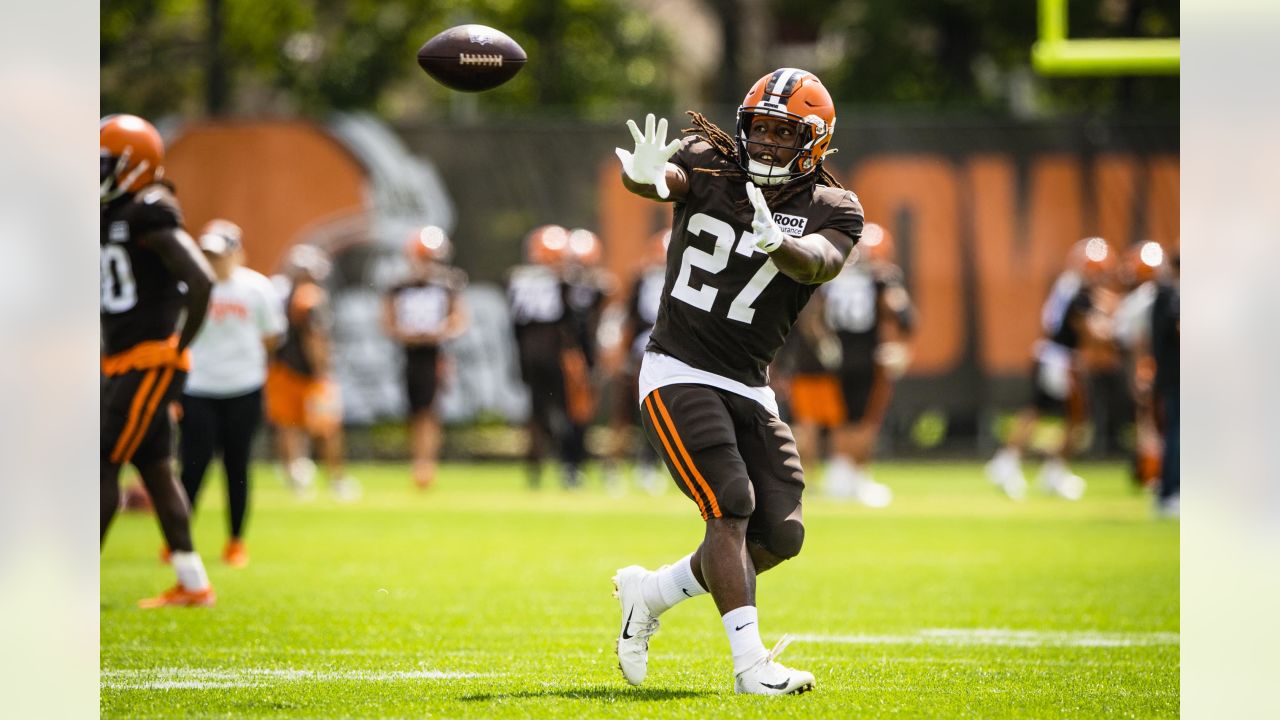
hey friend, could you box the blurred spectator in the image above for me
[180,220,286,567]
[265,245,360,501]
[986,237,1118,501]
[383,227,468,490]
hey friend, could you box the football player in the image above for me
[179,220,286,568]
[507,225,584,489]
[808,223,915,506]
[383,227,468,490]
[264,244,361,501]
[606,230,669,492]
[985,237,1118,500]
[1150,246,1179,517]
[611,69,863,695]
[1113,241,1166,490]
[100,114,217,607]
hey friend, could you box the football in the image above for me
[416,24,527,92]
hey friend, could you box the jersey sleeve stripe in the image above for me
[652,388,722,519]
[643,393,709,520]
[118,366,176,465]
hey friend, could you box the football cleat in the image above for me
[985,450,1027,501]
[331,476,362,503]
[222,539,249,568]
[1038,460,1085,501]
[613,565,660,686]
[853,476,894,508]
[734,635,815,695]
[138,584,216,609]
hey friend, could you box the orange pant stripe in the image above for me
[644,393,708,520]
[119,366,175,465]
[109,368,158,464]
[652,388,722,519]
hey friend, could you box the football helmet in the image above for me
[567,228,602,267]
[1070,236,1116,280]
[283,244,332,282]
[525,224,569,265]
[647,229,671,266]
[1126,240,1164,285]
[857,222,894,264]
[736,68,836,186]
[100,114,165,204]
[405,225,452,263]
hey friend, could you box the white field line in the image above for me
[795,628,1179,648]
[101,668,492,691]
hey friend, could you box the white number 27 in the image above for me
[669,213,779,325]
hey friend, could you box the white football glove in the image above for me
[615,113,681,199]
[874,341,913,380]
[745,182,785,252]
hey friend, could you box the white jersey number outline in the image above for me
[670,212,779,325]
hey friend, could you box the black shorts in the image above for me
[1029,359,1067,415]
[640,384,805,548]
[102,366,186,467]
[404,345,441,414]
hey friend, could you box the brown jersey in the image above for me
[646,136,864,386]
[100,184,186,356]
[275,280,331,377]
[387,265,467,348]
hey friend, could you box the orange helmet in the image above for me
[858,222,894,264]
[100,114,165,203]
[405,225,452,263]
[525,224,569,265]
[736,68,836,186]
[1125,240,1165,285]
[567,228,602,266]
[1069,236,1116,280]
[646,229,671,266]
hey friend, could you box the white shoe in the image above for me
[331,476,362,502]
[1038,460,1085,501]
[1155,493,1180,519]
[985,451,1027,501]
[824,459,857,499]
[734,635,815,695]
[612,565,660,686]
[853,476,893,508]
[288,458,316,493]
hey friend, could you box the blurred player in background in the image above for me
[266,244,361,501]
[384,226,468,490]
[178,219,285,567]
[1150,246,1179,517]
[100,114,216,607]
[563,228,615,486]
[802,222,914,506]
[986,237,1117,501]
[507,225,583,489]
[611,68,863,695]
[1113,241,1167,490]
[605,230,669,492]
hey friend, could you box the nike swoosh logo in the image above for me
[734,621,756,631]
[760,678,791,690]
[621,607,635,640]
[681,588,694,597]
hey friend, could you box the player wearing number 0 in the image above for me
[384,227,468,490]
[611,69,863,695]
[100,114,218,607]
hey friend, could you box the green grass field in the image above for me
[101,461,1178,718]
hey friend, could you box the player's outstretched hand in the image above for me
[745,182,785,252]
[616,113,681,199]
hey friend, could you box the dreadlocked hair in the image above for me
[684,110,841,214]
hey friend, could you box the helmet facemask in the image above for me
[735,68,836,186]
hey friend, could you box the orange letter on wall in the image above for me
[849,156,963,375]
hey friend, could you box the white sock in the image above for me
[170,551,210,591]
[995,447,1021,464]
[722,606,768,674]
[641,553,707,615]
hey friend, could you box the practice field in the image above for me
[101,461,1179,718]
